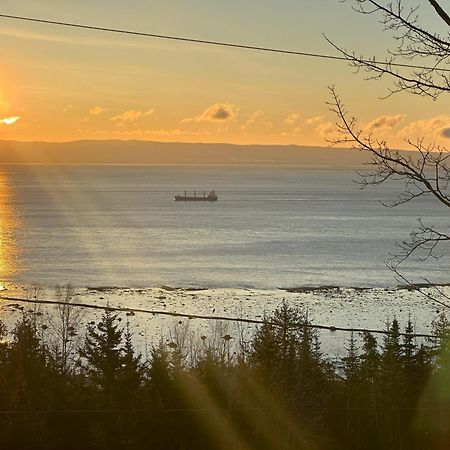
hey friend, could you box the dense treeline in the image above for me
[0,294,448,450]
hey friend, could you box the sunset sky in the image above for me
[1,0,450,148]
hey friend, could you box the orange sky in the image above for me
[1,1,450,150]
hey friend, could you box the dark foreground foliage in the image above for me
[0,303,448,450]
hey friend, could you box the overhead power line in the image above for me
[0,405,444,415]
[1,13,449,73]
[0,295,440,339]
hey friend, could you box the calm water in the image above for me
[0,165,448,289]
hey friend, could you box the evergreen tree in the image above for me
[402,318,415,363]
[379,319,404,449]
[79,309,125,407]
[250,303,299,390]
[79,311,146,449]
[341,332,361,448]
[400,318,432,403]
[117,323,143,406]
[3,314,58,449]
[144,341,180,449]
[429,313,450,405]
[343,332,360,384]
[8,314,53,409]
[359,331,380,387]
[357,332,380,450]
[148,340,173,407]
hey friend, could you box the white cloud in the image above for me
[315,121,336,137]
[77,128,212,138]
[182,103,238,123]
[365,114,406,131]
[286,115,336,140]
[284,112,302,125]
[304,116,326,127]
[398,115,450,141]
[111,109,154,124]
[89,106,108,116]
[240,111,273,131]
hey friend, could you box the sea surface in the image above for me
[0,165,448,289]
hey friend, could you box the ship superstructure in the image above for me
[174,190,218,202]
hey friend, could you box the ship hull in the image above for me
[174,190,217,202]
[174,196,217,201]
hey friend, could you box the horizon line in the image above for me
[0,138,334,148]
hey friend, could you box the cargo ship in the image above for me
[174,190,218,202]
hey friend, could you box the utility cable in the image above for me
[1,13,449,73]
[0,294,441,339]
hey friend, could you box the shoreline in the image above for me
[1,284,447,356]
[4,280,450,294]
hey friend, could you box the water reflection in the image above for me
[0,171,21,288]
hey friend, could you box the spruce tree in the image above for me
[358,332,380,450]
[343,332,360,384]
[379,319,403,449]
[251,303,299,389]
[117,322,143,406]
[148,340,173,407]
[79,309,124,405]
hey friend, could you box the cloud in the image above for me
[440,127,450,139]
[89,106,107,116]
[284,113,302,125]
[240,111,273,131]
[281,115,336,142]
[398,115,450,141]
[304,116,325,127]
[366,114,406,130]
[295,115,336,139]
[63,104,74,112]
[291,116,326,134]
[182,103,238,123]
[314,120,336,138]
[114,128,211,137]
[111,109,154,124]
[0,116,20,125]
[241,111,263,130]
[77,128,211,138]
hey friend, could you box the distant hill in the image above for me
[0,140,373,166]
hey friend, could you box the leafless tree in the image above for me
[24,282,44,329]
[327,0,450,99]
[24,281,42,301]
[327,0,450,307]
[48,284,84,374]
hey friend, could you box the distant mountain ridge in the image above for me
[0,140,374,166]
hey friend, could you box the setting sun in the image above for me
[0,116,20,125]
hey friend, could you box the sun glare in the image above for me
[0,116,20,125]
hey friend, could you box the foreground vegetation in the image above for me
[0,298,448,450]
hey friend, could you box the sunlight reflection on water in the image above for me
[0,171,21,286]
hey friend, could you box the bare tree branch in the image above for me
[428,0,450,27]
[328,87,450,289]
[387,262,450,309]
[329,0,450,99]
